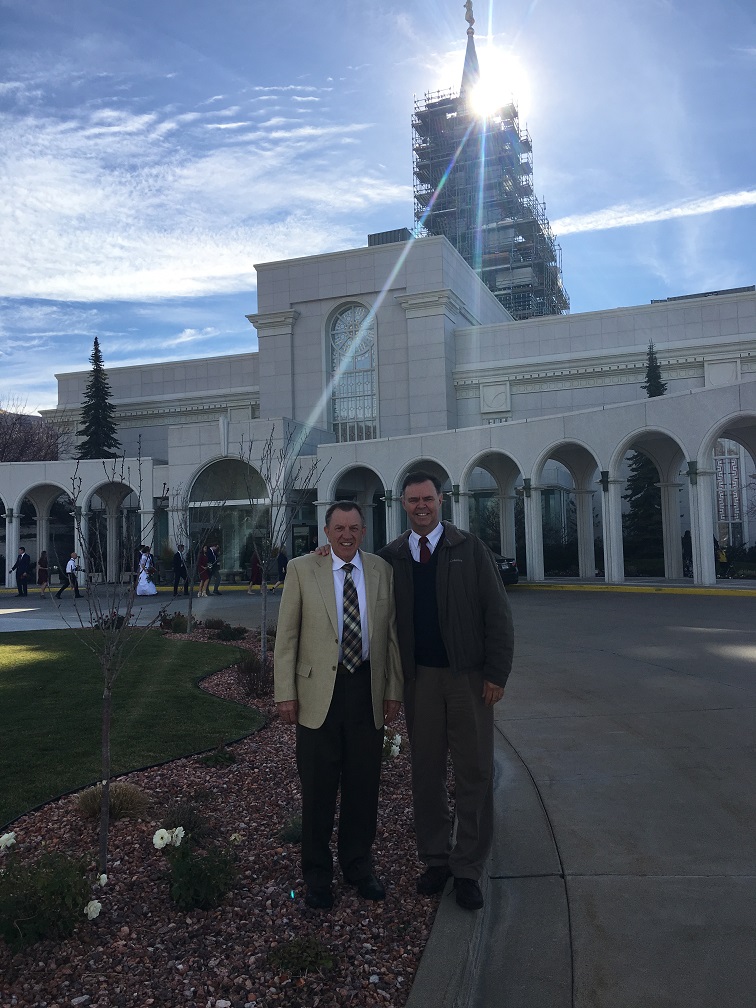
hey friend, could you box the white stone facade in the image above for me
[2,236,755,587]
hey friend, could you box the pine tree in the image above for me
[641,342,667,398]
[623,343,666,560]
[77,337,121,459]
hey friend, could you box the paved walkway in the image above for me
[4,583,755,1007]
[407,587,756,1008]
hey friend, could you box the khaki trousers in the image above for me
[405,665,494,881]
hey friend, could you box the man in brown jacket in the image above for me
[379,471,514,911]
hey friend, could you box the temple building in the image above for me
[0,6,754,589]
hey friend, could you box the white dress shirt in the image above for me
[331,551,370,662]
[408,522,444,561]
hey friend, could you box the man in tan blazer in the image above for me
[274,501,403,910]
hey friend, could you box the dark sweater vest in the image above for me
[412,543,449,668]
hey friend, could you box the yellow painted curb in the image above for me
[514,582,756,597]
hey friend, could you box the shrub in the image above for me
[76,781,150,821]
[0,853,90,950]
[93,611,131,632]
[268,936,334,976]
[278,815,302,845]
[237,652,273,698]
[170,613,188,633]
[204,618,228,631]
[166,845,236,910]
[215,625,247,641]
[162,801,211,844]
[152,826,235,911]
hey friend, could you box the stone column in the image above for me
[601,479,625,584]
[574,490,597,579]
[451,485,468,530]
[659,481,684,579]
[247,310,301,422]
[523,488,544,582]
[500,495,517,557]
[5,509,19,587]
[106,509,119,583]
[384,495,402,543]
[139,509,155,550]
[689,468,717,586]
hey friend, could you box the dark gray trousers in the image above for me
[405,665,494,881]
[296,665,383,889]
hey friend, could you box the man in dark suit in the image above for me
[274,502,403,910]
[11,547,32,596]
[208,543,222,595]
[172,543,189,597]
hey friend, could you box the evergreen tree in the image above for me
[623,343,666,561]
[641,341,667,398]
[77,337,121,459]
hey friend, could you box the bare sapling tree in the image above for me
[0,395,72,461]
[239,425,327,694]
[57,450,165,874]
[168,482,231,633]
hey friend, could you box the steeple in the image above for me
[460,1,480,96]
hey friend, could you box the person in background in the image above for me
[247,549,262,594]
[197,546,210,598]
[173,543,189,597]
[209,543,222,595]
[11,546,32,597]
[56,552,83,600]
[37,550,50,598]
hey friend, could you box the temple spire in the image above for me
[460,1,480,96]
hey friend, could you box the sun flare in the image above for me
[470,45,531,120]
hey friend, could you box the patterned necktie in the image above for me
[419,536,431,564]
[341,563,362,672]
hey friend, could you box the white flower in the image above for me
[230,832,242,844]
[97,874,108,887]
[171,826,185,847]
[84,899,102,920]
[0,832,16,851]
[390,743,400,757]
[153,828,171,849]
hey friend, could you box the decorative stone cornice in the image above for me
[246,310,300,336]
[395,289,467,321]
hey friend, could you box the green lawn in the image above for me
[0,630,265,828]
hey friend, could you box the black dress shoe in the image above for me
[453,877,484,910]
[304,886,333,910]
[417,865,451,895]
[351,874,385,901]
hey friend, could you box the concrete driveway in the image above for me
[410,589,756,1008]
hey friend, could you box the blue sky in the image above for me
[1,0,754,411]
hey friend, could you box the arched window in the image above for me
[330,303,377,442]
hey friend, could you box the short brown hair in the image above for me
[401,471,442,495]
[325,501,365,526]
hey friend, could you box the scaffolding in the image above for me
[413,88,569,320]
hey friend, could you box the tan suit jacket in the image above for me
[274,550,403,729]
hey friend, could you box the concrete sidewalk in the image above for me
[407,589,756,1008]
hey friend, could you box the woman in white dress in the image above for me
[136,548,158,596]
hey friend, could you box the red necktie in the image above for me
[419,536,431,563]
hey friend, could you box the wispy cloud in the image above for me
[552,189,756,236]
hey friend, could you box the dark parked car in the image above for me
[493,554,519,585]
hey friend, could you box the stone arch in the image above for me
[528,440,603,581]
[607,427,689,582]
[187,457,270,581]
[460,449,524,559]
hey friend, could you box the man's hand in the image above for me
[482,680,505,707]
[384,699,401,724]
[277,700,299,724]
[313,544,331,557]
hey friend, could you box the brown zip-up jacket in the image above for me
[379,521,514,688]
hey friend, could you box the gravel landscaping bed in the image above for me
[0,635,438,1008]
